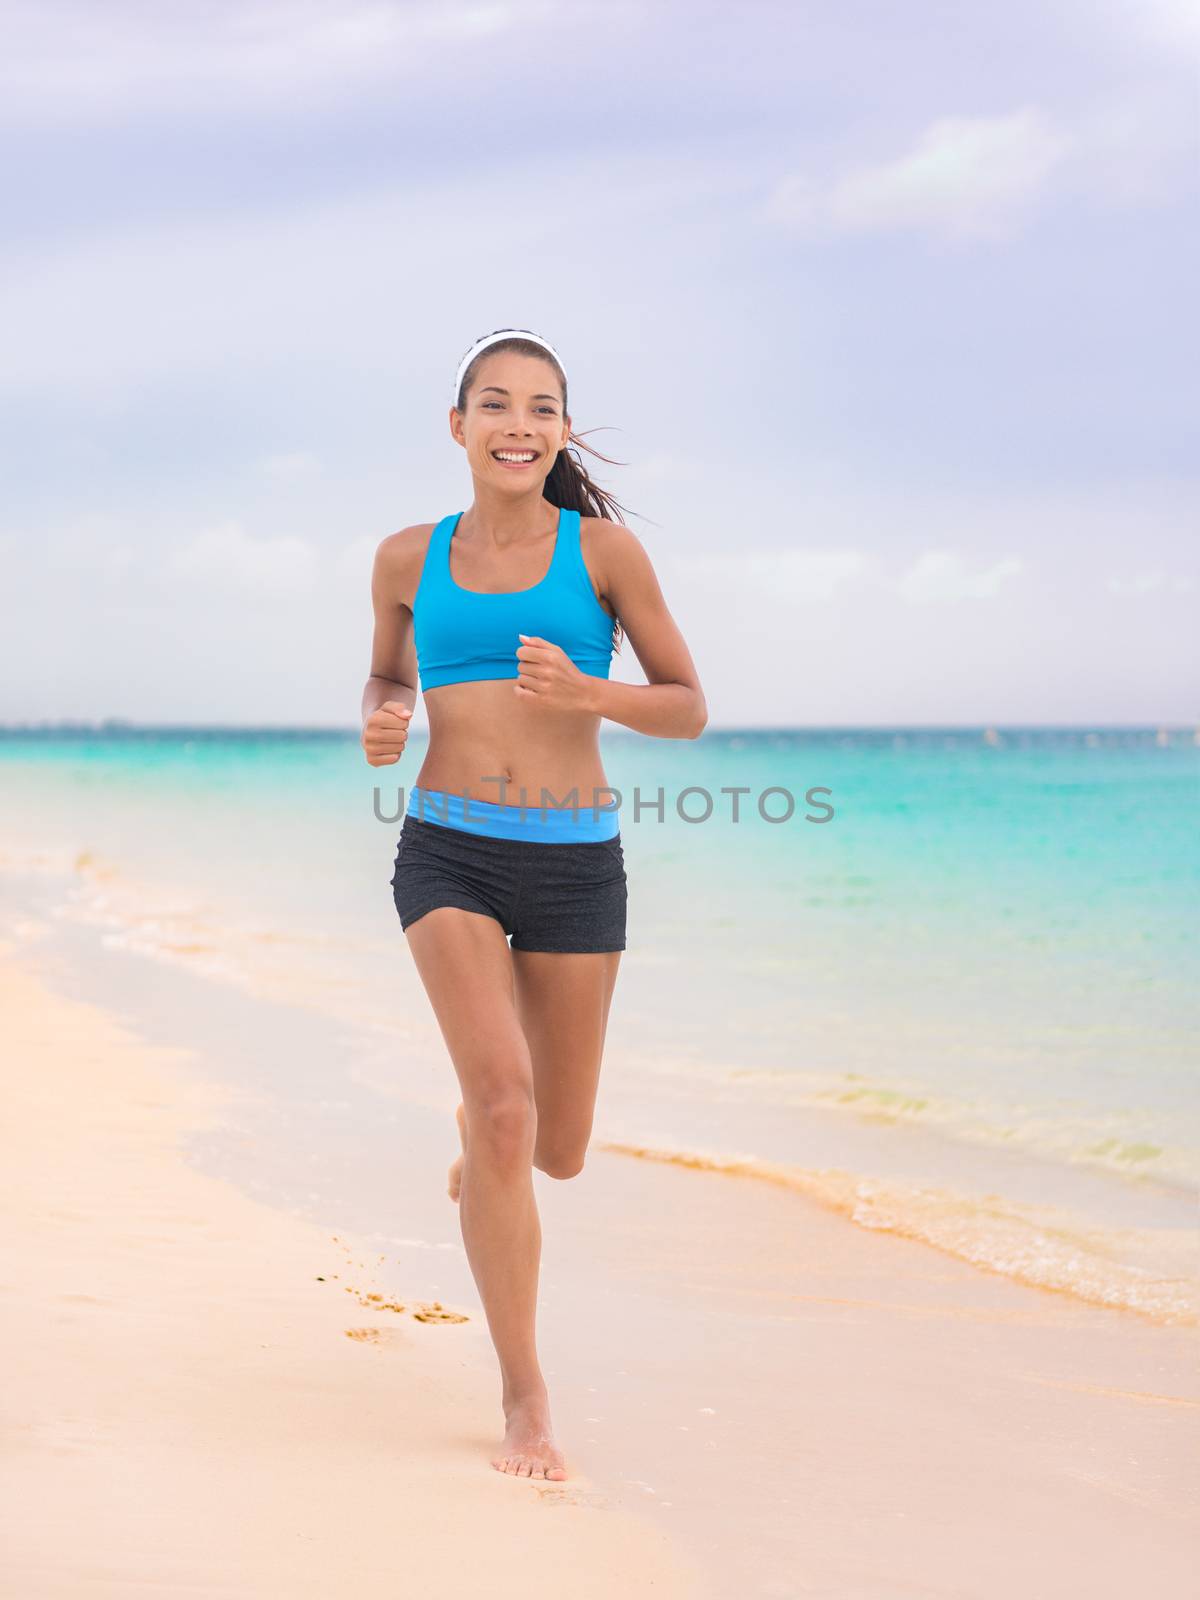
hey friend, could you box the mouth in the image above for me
[492,450,540,469]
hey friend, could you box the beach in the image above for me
[0,946,705,1597]
[7,0,1197,1586]
[2,736,1198,1595]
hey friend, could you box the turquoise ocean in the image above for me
[1,725,1196,1325]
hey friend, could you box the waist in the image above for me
[406,785,620,843]
[416,694,608,807]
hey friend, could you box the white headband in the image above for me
[453,328,565,406]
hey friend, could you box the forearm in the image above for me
[584,677,707,739]
[361,675,417,729]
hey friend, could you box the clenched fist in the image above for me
[513,634,597,712]
[362,701,413,766]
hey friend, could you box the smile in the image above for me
[492,451,539,465]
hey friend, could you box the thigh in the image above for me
[404,907,534,1113]
[391,815,520,936]
[511,948,622,1158]
[509,835,627,955]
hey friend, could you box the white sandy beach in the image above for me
[0,948,703,1597]
[2,927,1198,1598]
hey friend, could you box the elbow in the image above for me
[685,696,708,740]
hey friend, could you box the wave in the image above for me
[597,1140,1199,1327]
[649,1058,1200,1195]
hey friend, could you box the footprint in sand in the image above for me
[536,1485,609,1509]
[354,1290,407,1313]
[344,1327,383,1343]
[412,1300,469,1324]
[321,1248,469,1325]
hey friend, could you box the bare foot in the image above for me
[447,1101,467,1202]
[491,1392,568,1480]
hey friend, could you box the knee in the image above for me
[468,1087,537,1165]
[536,1149,586,1181]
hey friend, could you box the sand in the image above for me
[0,948,703,1598]
[2,931,1198,1599]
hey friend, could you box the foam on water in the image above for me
[597,1141,1199,1326]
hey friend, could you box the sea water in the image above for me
[1,724,1196,1323]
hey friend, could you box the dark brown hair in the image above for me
[454,330,630,657]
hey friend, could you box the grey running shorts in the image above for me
[390,813,627,953]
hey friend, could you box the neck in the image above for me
[461,485,557,546]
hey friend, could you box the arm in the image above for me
[584,523,708,739]
[361,531,421,765]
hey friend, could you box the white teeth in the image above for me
[495,451,536,462]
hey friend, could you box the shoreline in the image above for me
[6,830,1195,1330]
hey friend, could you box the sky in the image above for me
[1,0,1196,728]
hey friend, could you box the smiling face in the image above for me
[451,348,570,490]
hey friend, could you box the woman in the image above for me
[360,328,707,1483]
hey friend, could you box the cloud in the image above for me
[0,0,533,123]
[0,144,751,396]
[172,519,319,590]
[2,512,139,579]
[897,549,1024,603]
[767,107,1070,240]
[686,547,874,603]
[1106,568,1195,596]
[1105,0,1200,52]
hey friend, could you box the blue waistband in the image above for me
[406,785,620,843]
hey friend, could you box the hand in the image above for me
[514,635,595,712]
[362,701,413,766]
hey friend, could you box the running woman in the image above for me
[360,328,707,1482]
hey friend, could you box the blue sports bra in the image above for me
[412,506,616,691]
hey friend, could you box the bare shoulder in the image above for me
[579,516,653,570]
[579,516,644,553]
[375,521,437,567]
[373,522,438,609]
[579,517,657,592]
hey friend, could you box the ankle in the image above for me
[502,1381,549,1415]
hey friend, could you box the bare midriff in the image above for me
[413,679,613,811]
